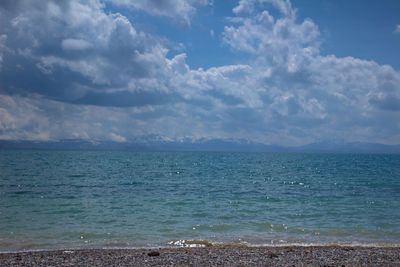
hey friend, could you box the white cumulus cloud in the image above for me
[106,0,210,26]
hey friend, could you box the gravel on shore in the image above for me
[1,246,399,266]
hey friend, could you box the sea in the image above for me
[0,150,399,251]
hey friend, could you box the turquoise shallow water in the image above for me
[0,150,400,251]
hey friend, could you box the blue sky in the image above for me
[0,0,399,145]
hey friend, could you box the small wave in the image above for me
[190,224,239,231]
[68,174,86,178]
[168,240,214,247]
[2,239,399,254]
[168,239,250,248]
[13,190,33,195]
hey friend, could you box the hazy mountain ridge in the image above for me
[295,141,400,153]
[0,138,399,153]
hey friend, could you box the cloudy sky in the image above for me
[0,0,399,146]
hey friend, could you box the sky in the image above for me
[0,0,399,146]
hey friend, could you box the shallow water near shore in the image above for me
[1,150,399,251]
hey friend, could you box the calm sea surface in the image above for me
[0,150,399,251]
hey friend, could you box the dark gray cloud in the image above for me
[73,91,183,107]
[369,95,400,111]
[0,0,177,106]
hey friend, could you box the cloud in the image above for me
[395,24,400,34]
[0,0,399,145]
[224,9,319,60]
[0,34,7,71]
[106,0,209,27]
[110,133,127,142]
[61,38,93,51]
[210,29,214,37]
[0,0,178,106]
[233,0,294,17]
[220,0,400,144]
[0,93,177,141]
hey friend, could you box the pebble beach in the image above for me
[1,246,400,266]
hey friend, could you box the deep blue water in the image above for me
[0,150,399,251]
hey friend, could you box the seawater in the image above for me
[0,150,399,251]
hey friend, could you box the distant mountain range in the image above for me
[0,138,399,153]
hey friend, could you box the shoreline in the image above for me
[1,240,400,254]
[1,245,400,266]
